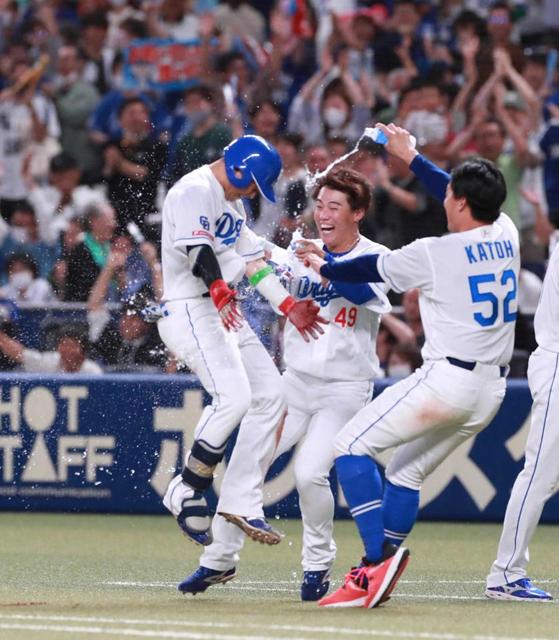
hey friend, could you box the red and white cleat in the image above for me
[366,546,410,608]
[318,546,410,609]
[317,566,370,608]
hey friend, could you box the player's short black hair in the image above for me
[312,167,371,212]
[450,158,506,223]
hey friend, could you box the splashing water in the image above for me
[304,146,360,193]
[304,126,417,192]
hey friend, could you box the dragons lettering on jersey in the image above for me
[297,276,341,307]
[215,212,243,246]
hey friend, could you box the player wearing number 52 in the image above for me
[157,135,326,549]
[305,123,519,609]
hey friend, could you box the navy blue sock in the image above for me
[335,455,384,563]
[383,480,419,547]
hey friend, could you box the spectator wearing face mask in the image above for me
[0,201,60,279]
[171,84,232,182]
[0,324,102,374]
[0,253,55,304]
[287,46,371,147]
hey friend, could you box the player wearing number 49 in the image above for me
[304,122,520,608]
[157,135,326,547]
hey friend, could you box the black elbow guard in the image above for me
[187,244,223,289]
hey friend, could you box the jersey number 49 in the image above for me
[334,306,358,328]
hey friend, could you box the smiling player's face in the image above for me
[314,186,364,253]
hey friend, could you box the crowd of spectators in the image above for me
[0,0,558,376]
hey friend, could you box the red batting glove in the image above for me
[279,297,328,342]
[209,279,243,331]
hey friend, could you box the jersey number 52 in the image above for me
[468,269,517,327]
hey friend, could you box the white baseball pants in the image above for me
[157,298,285,517]
[336,359,506,490]
[487,347,559,588]
[200,368,373,572]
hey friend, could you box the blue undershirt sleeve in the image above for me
[320,254,383,284]
[409,154,450,203]
[330,280,377,305]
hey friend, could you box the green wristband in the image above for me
[248,265,274,287]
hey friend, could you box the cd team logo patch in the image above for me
[216,212,243,246]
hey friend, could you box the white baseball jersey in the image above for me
[161,165,265,300]
[533,243,559,352]
[272,236,391,381]
[377,213,520,367]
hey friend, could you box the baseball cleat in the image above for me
[317,565,369,608]
[318,546,410,609]
[218,513,283,545]
[301,569,331,601]
[178,566,236,595]
[163,475,212,546]
[485,579,553,602]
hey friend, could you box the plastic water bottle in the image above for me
[290,228,304,251]
[359,127,417,149]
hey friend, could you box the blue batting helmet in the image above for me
[223,135,282,203]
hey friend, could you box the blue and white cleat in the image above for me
[485,578,553,602]
[218,512,283,545]
[178,566,236,595]
[163,475,212,546]
[301,569,330,601]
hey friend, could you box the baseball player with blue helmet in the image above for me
[175,166,393,600]
[158,135,326,547]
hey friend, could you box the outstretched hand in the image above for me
[375,123,418,166]
[286,299,328,342]
[209,280,244,332]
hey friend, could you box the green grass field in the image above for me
[0,513,557,640]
